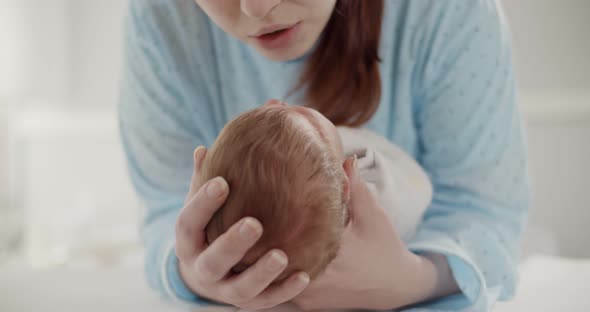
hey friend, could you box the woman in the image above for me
[119,0,530,311]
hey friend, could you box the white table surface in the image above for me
[1,255,588,312]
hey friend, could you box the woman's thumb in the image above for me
[344,155,379,231]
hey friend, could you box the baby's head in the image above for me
[197,100,352,283]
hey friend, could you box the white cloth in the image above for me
[338,127,433,241]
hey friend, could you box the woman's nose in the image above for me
[240,0,282,20]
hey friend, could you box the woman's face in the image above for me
[194,0,337,61]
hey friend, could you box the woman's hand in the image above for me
[292,157,455,311]
[175,146,310,310]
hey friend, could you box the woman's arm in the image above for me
[406,0,530,310]
[404,252,461,304]
[119,0,219,304]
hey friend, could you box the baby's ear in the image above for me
[341,156,355,204]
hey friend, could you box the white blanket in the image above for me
[1,255,588,311]
[338,127,433,241]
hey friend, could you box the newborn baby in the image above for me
[196,101,432,284]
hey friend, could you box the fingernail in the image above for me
[239,218,261,240]
[206,177,226,198]
[297,273,310,286]
[194,146,205,160]
[194,145,204,155]
[353,154,358,170]
[267,250,287,272]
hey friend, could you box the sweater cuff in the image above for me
[162,241,220,306]
[445,254,481,303]
[407,239,487,310]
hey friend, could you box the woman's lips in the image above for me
[252,23,296,37]
[253,22,301,50]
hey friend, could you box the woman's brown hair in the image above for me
[296,0,385,127]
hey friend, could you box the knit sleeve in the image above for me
[404,1,531,310]
[119,0,221,305]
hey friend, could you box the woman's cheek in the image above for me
[194,0,243,38]
[294,0,337,20]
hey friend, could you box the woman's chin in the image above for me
[251,36,315,63]
[253,46,306,62]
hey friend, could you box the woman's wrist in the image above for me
[178,261,220,304]
[386,251,460,309]
[417,252,461,299]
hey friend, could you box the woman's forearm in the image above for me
[412,252,460,305]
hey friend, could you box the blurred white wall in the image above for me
[69,0,126,109]
[0,0,70,209]
[0,0,125,206]
[8,109,139,267]
[502,0,590,257]
[0,0,128,265]
[0,0,71,100]
[502,0,590,92]
[524,108,590,258]
[0,0,125,106]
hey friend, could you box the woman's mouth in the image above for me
[252,22,301,50]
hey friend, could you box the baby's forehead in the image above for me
[252,106,322,138]
[287,111,321,134]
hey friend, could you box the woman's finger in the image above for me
[220,249,289,303]
[343,155,383,233]
[175,176,229,262]
[194,145,208,173]
[237,271,310,310]
[194,217,263,282]
[263,99,284,107]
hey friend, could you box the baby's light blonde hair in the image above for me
[199,107,347,283]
